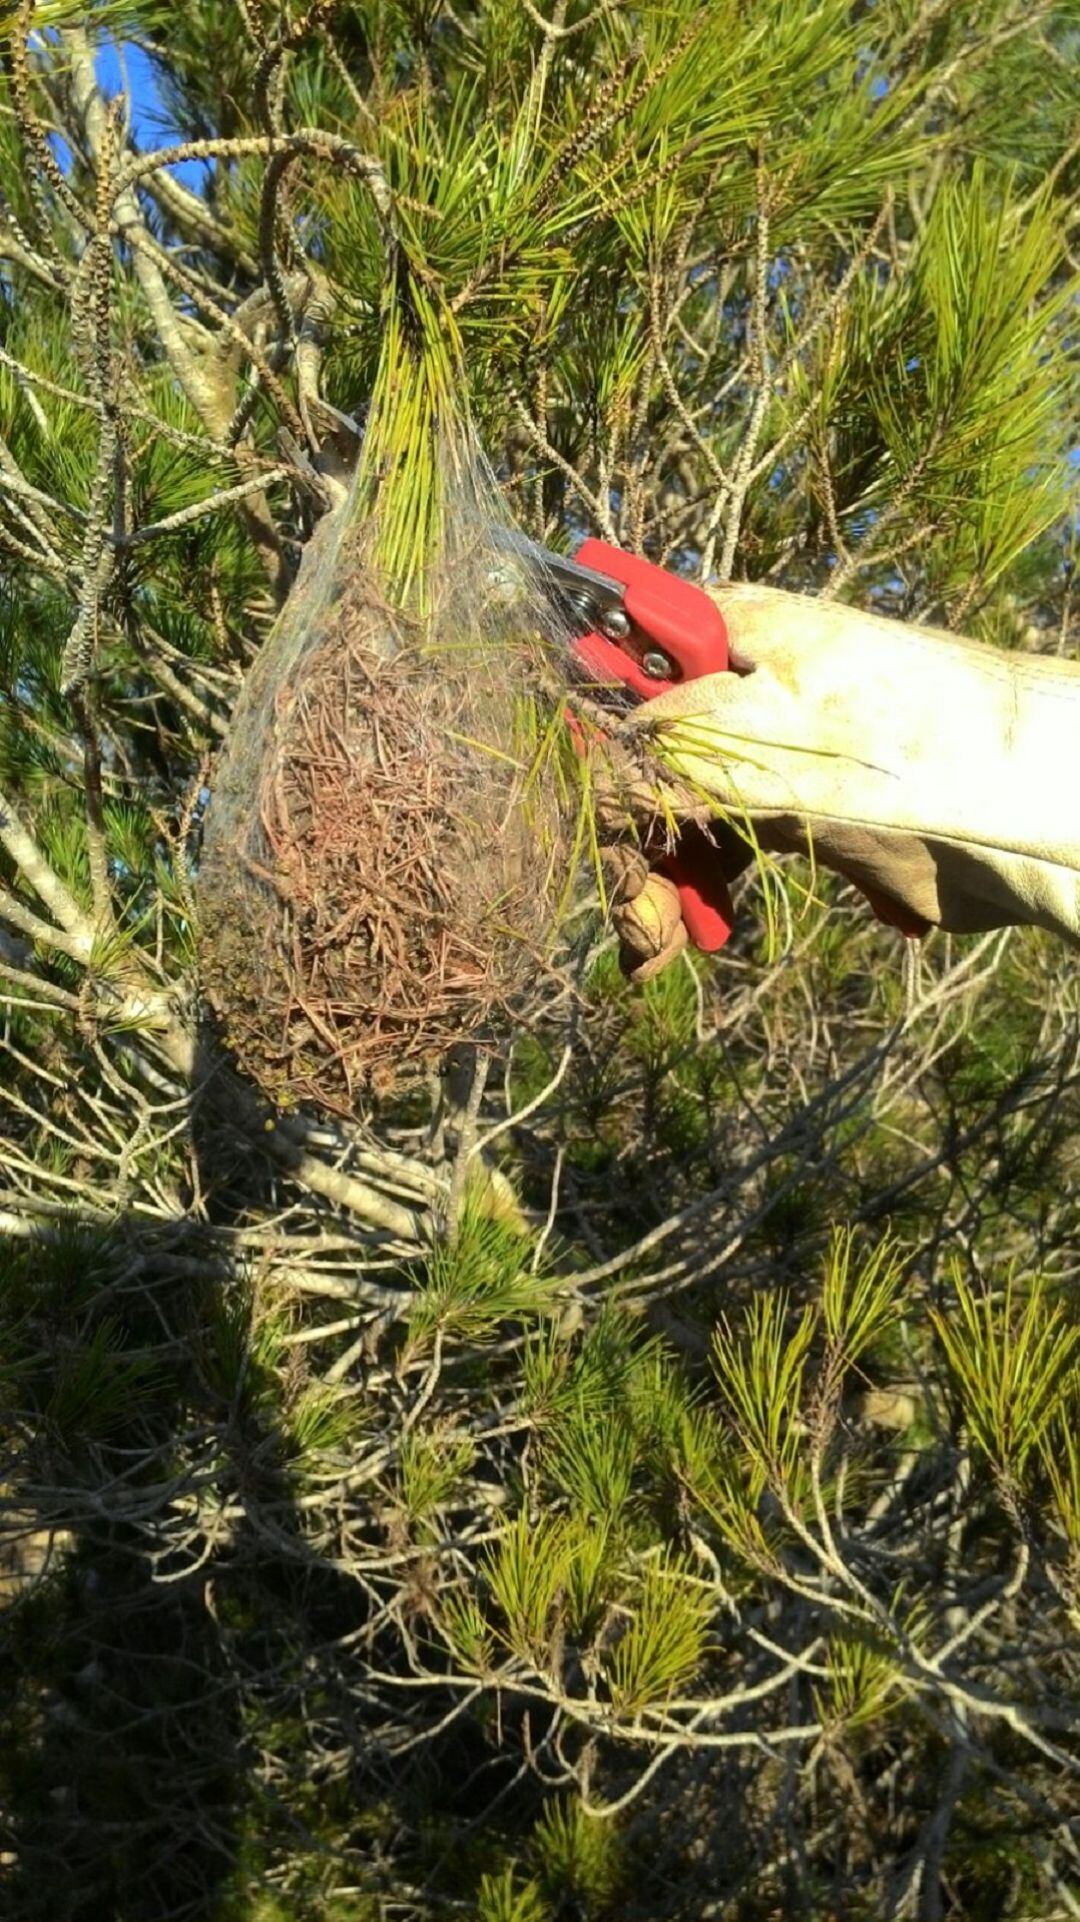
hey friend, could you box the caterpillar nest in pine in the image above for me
[198,551,580,1117]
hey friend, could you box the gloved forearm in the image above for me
[615,585,1080,956]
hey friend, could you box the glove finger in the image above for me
[611,871,686,978]
[600,843,651,907]
[621,919,689,982]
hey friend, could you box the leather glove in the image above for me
[611,584,1080,972]
[603,825,750,980]
[604,846,687,982]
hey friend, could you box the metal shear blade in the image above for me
[486,526,628,636]
[486,526,728,704]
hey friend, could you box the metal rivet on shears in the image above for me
[598,607,631,641]
[642,649,674,679]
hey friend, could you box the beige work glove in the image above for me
[602,845,688,982]
[612,585,1080,972]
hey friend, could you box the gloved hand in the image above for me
[602,824,750,981]
[610,584,1080,974]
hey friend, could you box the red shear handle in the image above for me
[571,543,734,952]
[657,824,736,952]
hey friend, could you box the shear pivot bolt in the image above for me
[642,649,674,680]
[598,607,631,641]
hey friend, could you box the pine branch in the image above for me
[0,782,95,954]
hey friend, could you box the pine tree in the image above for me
[1,3,1079,1918]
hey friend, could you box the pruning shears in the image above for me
[507,533,738,953]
